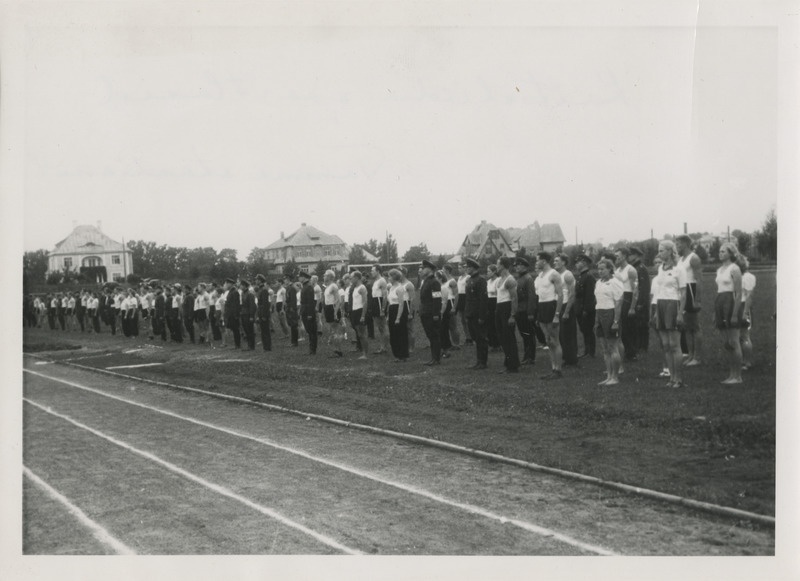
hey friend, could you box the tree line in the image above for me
[22,209,778,289]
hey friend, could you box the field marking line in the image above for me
[23,466,137,555]
[22,396,361,556]
[122,349,144,354]
[23,357,776,528]
[106,363,164,370]
[59,353,115,363]
[24,368,617,556]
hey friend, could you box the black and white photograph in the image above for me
[2,0,797,579]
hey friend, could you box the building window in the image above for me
[324,247,332,256]
[113,273,123,281]
[299,265,309,273]
[63,257,73,268]
[112,255,121,265]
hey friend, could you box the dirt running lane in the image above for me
[22,363,773,555]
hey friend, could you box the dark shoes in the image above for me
[540,370,563,380]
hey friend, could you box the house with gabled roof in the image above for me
[505,221,567,254]
[48,222,133,283]
[455,221,517,261]
[264,223,349,273]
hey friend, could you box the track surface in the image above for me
[22,361,773,555]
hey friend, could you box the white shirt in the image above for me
[715,263,738,293]
[614,264,636,293]
[324,283,339,306]
[67,298,76,309]
[595,277,624,310]
[457,274,468,294]
[314,284,322,301]
[352,284,366,310]
[276,287,286,303]
[339,288,348,304]
[487,277,497,298]
[89,298,99,310]
[653,264,686,301]
[372,278,385,298]
[535,270,558,302]
[741,272,756,303]
[678,252,699,284]
[387,283,406,305]
[496,275,513,303]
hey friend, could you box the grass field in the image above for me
[23,270,777,516]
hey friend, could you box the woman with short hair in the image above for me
[594,258,624,385]
[651,241,687,388]
[715,243,744,383]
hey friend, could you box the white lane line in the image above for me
[105,363,164,370]
[34,361,53,365]
[122,349,143,354]
[23,466,137,555]
[60,353,115,363]
[215,359,249,363]
[25,368,617,555]
[23,396,361,556]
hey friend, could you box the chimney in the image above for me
[301,222,306,227]
[96,220,102,231]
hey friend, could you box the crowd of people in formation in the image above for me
[23,234,758,386]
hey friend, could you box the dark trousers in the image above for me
[227,316,241,348]
[467,317,488,365]
[388,304,409,359]
[559,304,579,365]
[420,313,442,362]
[76,309,85,332]
[287,311,298,346]
[168,313,182,342]
[209,306,222,341]
[121,313,130,337]
[635,307,650,352]
[241,316,255,349]
[47,311,56,330]
[496,302,520,371]
[366,310,375,339]
[57,312,65,331]
[108,310,117,335]
[515,311,536,363]
[620,292,637,359]
[127,312,139,337]
[301,313,317,353]
[91,314,101,333]
[184,316,195,343]
[258,316,272,351]
[487,298,499,347]
[578,311,596,356]
[153,316,167,341]
[440,305,453,350]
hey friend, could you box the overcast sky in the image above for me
[12,2,788,259]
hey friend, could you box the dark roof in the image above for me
[265,224,346,250]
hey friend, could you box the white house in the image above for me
[48,222,133,283]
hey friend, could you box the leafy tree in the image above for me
[708,237,722,263]
[213,248,240,280]
[694,244,709,263]
[246,247,272,277]
[732,229,752,256]
[756,208,777,260]
[282,259,299,280]
[362,239,380,256]
[402,243,432,263]
[46,271,62,285]
[348,245,367,264]
[23,249,50,284]
[314,260,328,279]
[379,233,399,264]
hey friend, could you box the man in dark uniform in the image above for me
[223,278,241,349]
[464,257,489,370]
[182,285,196,343]
[239,279,256,350]
[418,259,443,365]
[299,271,318,355]
[153,286,167,342]
[574,254,596,358]
[255,275,272,352]
[283,275,299,347]
[103,287,117,335]
[514,257,537,365]
[629,247,651,353]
